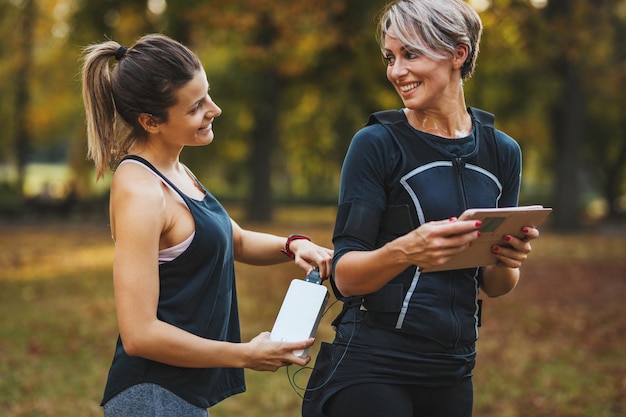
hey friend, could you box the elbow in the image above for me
[481,277,519,298]
[481,266,520,298]
[333,264,371,298]
[333,260,363,297]
[333,265,358,298]
[116,313,161,358]
[120,334,143,357]
[333,256,389,297]
[334,278,357,298]
[484,287,513,298]
[119,329,152,358]
[481,280,518,298]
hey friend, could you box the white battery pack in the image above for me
[270,278,329,357]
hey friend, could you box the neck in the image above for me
[405,106,472,139]
[128,141,182,173]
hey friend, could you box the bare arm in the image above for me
[334,218,482,297]
[230,219,333,278]
[110,168,312,371]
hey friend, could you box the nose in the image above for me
[388,58,408,80]
[207,96,222,118]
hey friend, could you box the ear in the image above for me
[138,113,159,133]
[452,44,469,70]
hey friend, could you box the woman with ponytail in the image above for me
[81,34,333,416]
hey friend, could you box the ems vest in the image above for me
[332,108,521,346]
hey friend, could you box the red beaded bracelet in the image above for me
[281,234,311,259]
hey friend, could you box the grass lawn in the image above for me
[1,208,625,416]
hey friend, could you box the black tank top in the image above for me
[101,155,245,408]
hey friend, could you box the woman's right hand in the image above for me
[243,332,314,372]
[334,217,482,297]
[394,218,482,271]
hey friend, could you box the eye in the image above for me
[404,49,421,60]
[190,100,204,114]
[383,54,395,66]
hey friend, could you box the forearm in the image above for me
[480,264,520,297]
[231,220,333,277]
[233,228,287,265]
[334,243,410,297]
[121,319,251,368]
[335,219,483,296]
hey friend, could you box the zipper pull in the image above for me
[454,157,465,172]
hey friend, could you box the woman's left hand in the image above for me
[491,226,539,269]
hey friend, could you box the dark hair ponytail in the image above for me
[81,34,202,178]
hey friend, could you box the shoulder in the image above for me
[344,123,402,171]
[351,124,390,146]
[111,162,167,213]
[366,109,406,126]
[470,107,521,155]
[109,162,171,241]
[492,129,521,154]
[350,111,406,152]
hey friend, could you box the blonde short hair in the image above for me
[378,0,483,80]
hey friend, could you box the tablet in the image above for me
[421,205,552,272]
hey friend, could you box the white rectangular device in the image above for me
[270,278,329,357]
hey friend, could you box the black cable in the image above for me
[286,301,357,399]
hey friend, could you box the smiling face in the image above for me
[155,68,222,148]
[383,32,465,113]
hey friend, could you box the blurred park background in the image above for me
[0,0,625,227]
[0,0,625,416]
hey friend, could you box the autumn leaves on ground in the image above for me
[0,208,624,416]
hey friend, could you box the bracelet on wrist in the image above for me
[281,234,311,259]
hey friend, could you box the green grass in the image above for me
[1,212,625,416]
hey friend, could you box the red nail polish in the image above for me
[504,236,511,242]
[449,217,456,221]
[493,246,499,252]
[522,227,529,234]
[475,221,482,228]
[477,231,482,237]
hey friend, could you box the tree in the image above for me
[2,0,621,226]
[584,4,626,219]
[176,0,390,221]
[539,0,625,229]
[473,0,626,230]
[12,0,36,198]
[544,0,587,230]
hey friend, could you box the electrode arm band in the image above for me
[281,234,311,259]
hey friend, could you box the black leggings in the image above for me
[324,379,473,417]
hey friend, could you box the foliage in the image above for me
[0,0,624,224]
[465,0,626,228]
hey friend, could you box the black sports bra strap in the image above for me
[119,155,188,203]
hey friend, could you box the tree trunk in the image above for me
[14,0,36,198]
[546,0,585,231]
[604,11,626,219]
[246,68,280,222]
[550,61,585,231]
[604,123,626,219]
[245,13,280,222]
